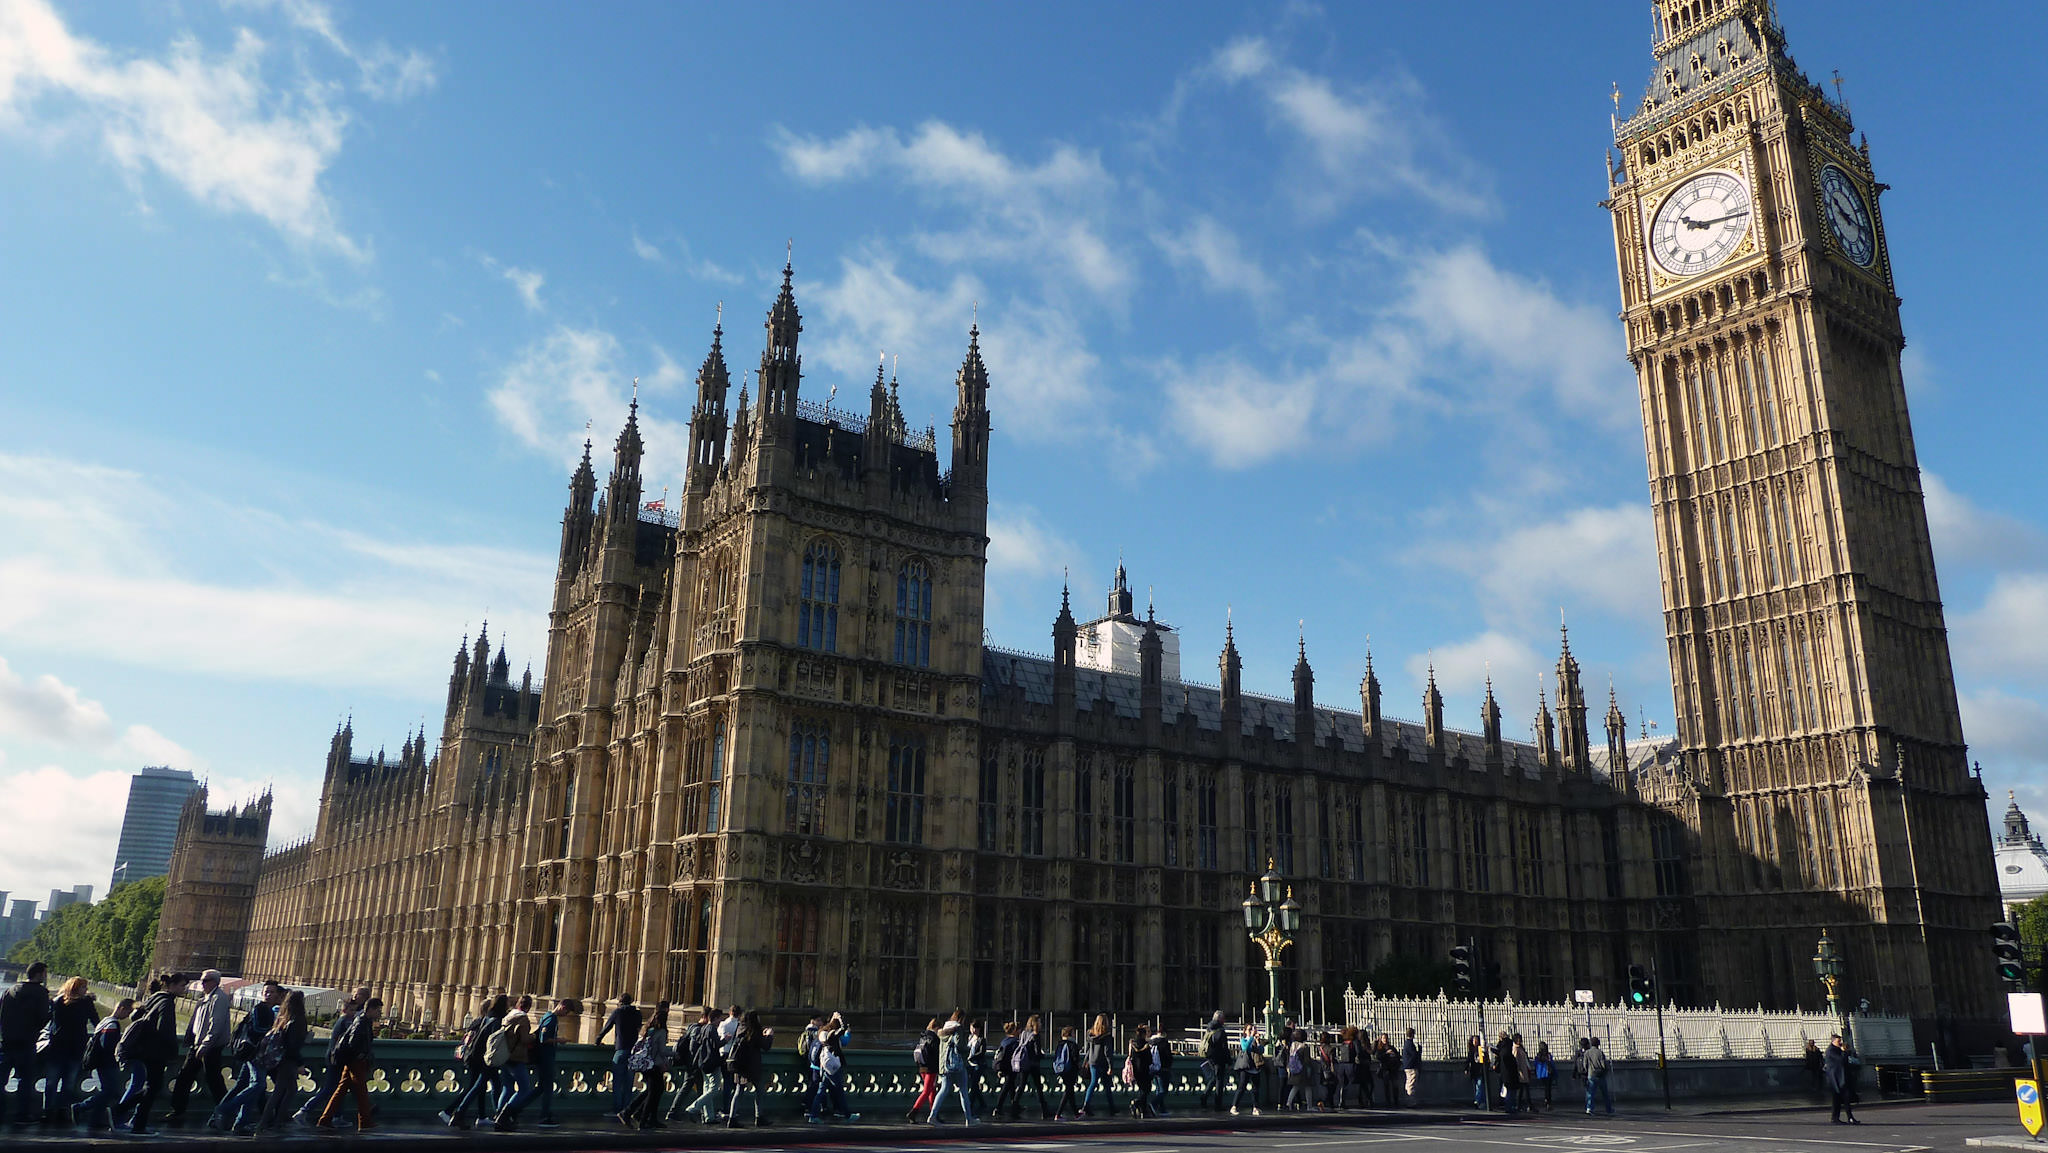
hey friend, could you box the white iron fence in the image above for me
[1342,984,1916,1062]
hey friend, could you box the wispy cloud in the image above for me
[1152,215,1274,301]
[0,0,380,257]
[0,655,197,769]
[229,0,438,102]
[487,324,692,496]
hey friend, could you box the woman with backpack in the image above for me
[1284,1029,1313,1110]
[489,996,538,1131]
[71,997,131,1130]
[1051,1025,1082,1120]
[1080,1014,1116,1117]
[618,1000,670,1129]
[251,991,306,1133]
[208,982,281,1131]
[1532,1040,1555,1111]
[1333,1026,1359,1109]
[1013,1014,1051,1119]
[965,1020,991,1118]
[993,1021,1022,1119]
[114,970,188,1134]
[440,995,507,1129]
[906,1018,940,1121]
[1125,1024,1157,1118]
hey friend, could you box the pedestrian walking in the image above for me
[618,1000,671,1129]
[928,1016,980,1125]
[807,1012,858,1123]
[71,996,131,1130]
[1824,1034,1860,1124]
[528,998,577,1128]
[315,996,381,1131]
[252,990,308,1133]
[1229,1024,1265,1115]
[595,994,643,1115]
[207,980,280,1131]
[1080,1014,1117,1116]
[165,968,232,1125]
[41,975,100,1122]
[905,1017,940,1120]
[293,989,362,1125]
[1126,1024,1158,1118]
[1378,1034,1400,1107]
[1284,1029,1313,1110]
[965,1019,991,1117]
[1465,1035,1486,1109]
[1051,1025,1082,1120]
[1333,1026,1359,1109]
[993,1021,1023,1118]
[1493,1030,1520,1115]
[1401,1027,1422,1106]
[0,960,51,1125]
[439,994,507,1129]
[1533,1040,1555,1110]
[489,995,537,1130]
[1580,1036,1613,1115]
[1199,1011,1230,1111]
[1803,1038,1824,1093]
[1148,1021,1175,1116]
[723,1010,770,1128]
[113,971,187,1134]
[1011,1014,1051,1118]
[797,1014,824,1115]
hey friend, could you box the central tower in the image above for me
[1607,0,1998,1035]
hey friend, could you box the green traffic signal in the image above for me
[1993,922,2027,988]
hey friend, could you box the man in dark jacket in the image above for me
[113,971,188,1134]
[1824,1034,1859,1124]
[595,995,643,1114]
[1400,1028,1422,1106]
[316,998,381,1131]
[1199,1012,1229,1111]
[0,961,52,1124]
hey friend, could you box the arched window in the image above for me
[895,560,933,667]
[705,720,726,834]
[799,543,840,652]
[786,722,829,835]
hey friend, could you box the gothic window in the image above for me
[894,560,933,667]
[1111,758,1136,864]
[785,722,829,836]
[681,728,706,834]
[1722,504,1744,595]
[1318,802,1334,880]
[976,748,999,852]
[1242,782,1259,872]
[1759,497,1781,586]
[771,897,821,1007]
[1755,340,1781,443]
[1719,645,1741,739]
[1460,804,1490,892]
[799,542,840,653]
[1162,765,1181,868]
[885,732,926,845]
[1019,750,1046,857]
[1196,777,1219,871]
[1348,801,1366,881]
[876,902,921,1010]
[696,551,737,654]
[972,903,1044,1013]
[1689,362,1712,464]
[1798,627,1821,727]
[1273,785,1295,875]
[1516,812,1546,897]
[665,890,714,1007]
[1742,639,1763,738]
[1075,757,1095,859]
[1704,504,1725,597]
[705,720,726,834]
[553,769,575,859]
[970,902,997,1010]
[1737,343,1761,447]
[1109,913,1137,1011]
[1777,633,1800,732]
[1779,489,1801,581]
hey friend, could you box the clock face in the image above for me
[1649,170,1753,277]
[1818,163,1875,267]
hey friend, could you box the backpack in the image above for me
[483,1021,513,1068]
[1155,1038,1174,1072]
[691,1023,719,1071]
[940,1031,964,1074]
[1287,1045,1305,1076]
[628,1034,656,1073]
[1204,1026,1228,1062]
[997,1036,1019,1075]
[255,1028,288,1073]
[454,1016,485,1068]
[1052,1039,1075,1077]
[913,1031,938,1071]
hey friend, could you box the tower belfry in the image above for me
[1608,0,1998,1033]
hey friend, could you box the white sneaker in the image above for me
[1229,1106,1239,1116]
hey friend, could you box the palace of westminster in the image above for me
[155,0,2004,1046]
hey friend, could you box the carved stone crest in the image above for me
[785,839,823,885]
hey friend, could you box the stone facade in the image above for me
[149,787,271,977]
[1606,0,2001,1039]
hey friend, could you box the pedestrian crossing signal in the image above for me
[1627,963,1654,1006]
[1451,945,1475,994]
[1993,923,2027,988]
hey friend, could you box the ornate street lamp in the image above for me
[1812,928,1852,1050]
[1244,859,1301,1047]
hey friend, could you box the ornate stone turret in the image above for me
[1359,645,1383,751]
[1292,632,1315,760]
[1140,606,1163,734]
[757,257,802,433]
[1052,581,1077,728]
[687,314,730,491]
[1555,623,1591,772]
[557,439,597,581]
[950,321,990,496]
[1219,614,1242,756]
[1481,676,1503,766]
[1423,665,1444,751]
[1535,684,1557,773]
[1604,683,1629,780]
[603,397,644,548]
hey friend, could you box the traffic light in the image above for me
[1451,945,1474,994]
[1627,963,1654,1006]
[1992,922,2027,988]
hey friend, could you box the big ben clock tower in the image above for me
[1608,0,2000,1038]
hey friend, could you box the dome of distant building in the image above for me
[1995,793,2048,913]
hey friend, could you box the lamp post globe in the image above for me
[1243,886,1264,931]
[1279,888,1302,935]
[1260,864,1284,907]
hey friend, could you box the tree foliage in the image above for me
[6,876,164,986]
[1363,953,1459,999]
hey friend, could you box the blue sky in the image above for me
[2,0,2044,903]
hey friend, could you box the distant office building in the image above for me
[44,885,92,915]
[0,899,39,954]
[110,767,198,891]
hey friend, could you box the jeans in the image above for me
[1472,1075,1486,1107]
[0,1045,43,1122]
[930,1067,976,1123]
[41,1051,85,1118]
[211,1062,267,1128]
[532,1051,558,1122]
[496,1062,534,1121]
[257,1068,298,1130]
[1199,1059,1226,1108]
[75,1061,126,1128]
[1231,1068,1259,1110]
[623,1067,666,1125]
[725,1074,761,1125]
[294,1059,342,1120]
[1080,1064,1115,1115]
[1584,1074,1612,1114]
[686,1067,729,1120]
[1333,1063,1356,1108]
[609,1050,634,1112]
[448,1067,500,1124]
[809,1069,850,1119]
[1149,1069,1168,1115]
[1501,1079,1520,1115]
[114,1060,165,1130]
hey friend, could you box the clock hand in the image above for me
[1682,209,1751,230]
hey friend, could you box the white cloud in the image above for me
[1405,630,1544,718]
[1421,504,1662,631]
[631,228,663,263]
[0,452,551,696]
[0,0,366,256]
[1925,472,2048,571]
[487,325,692,497]
[1963,689,2048,771]
[1207,35,1488,217]
[1954,573,2048,684]
[1153,215,1273,301]
[0,655,198,769]
[1161,355,1315,469]
[231,0,437,102]
[504,266,544,312]
[987,504,1079,584]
